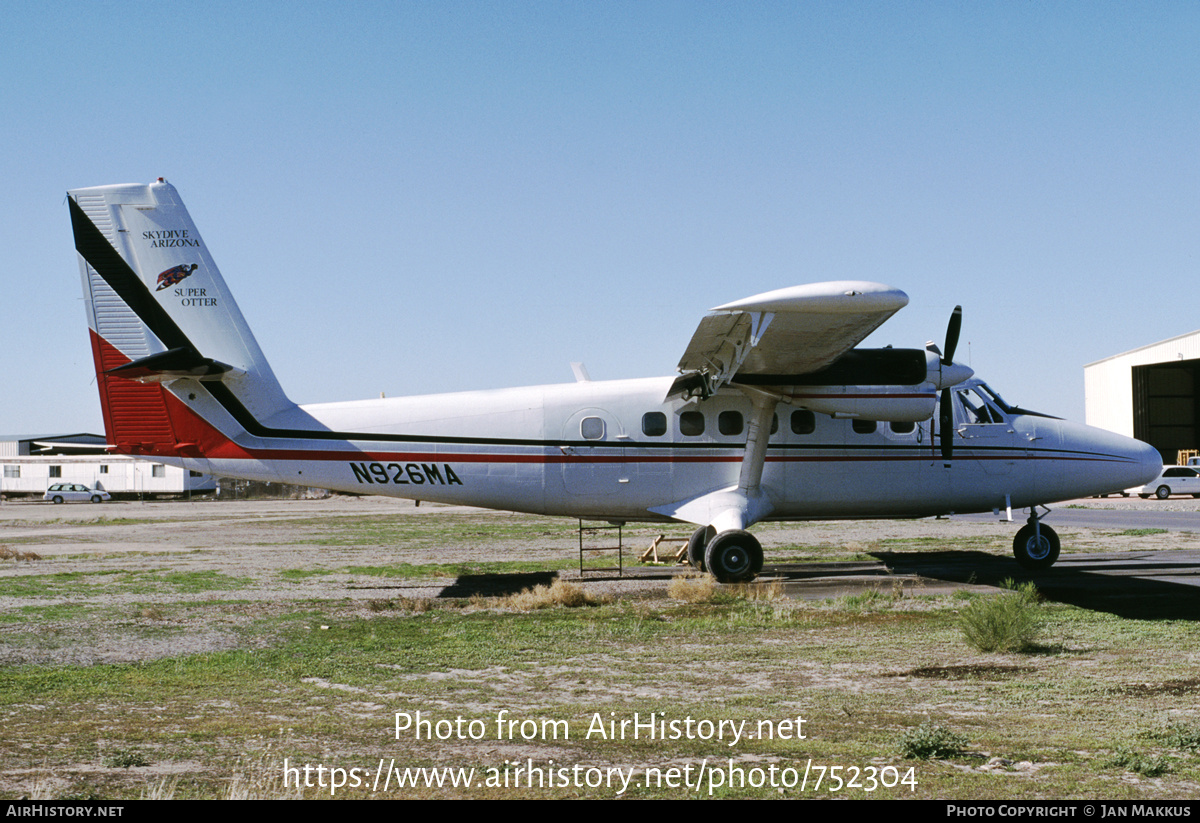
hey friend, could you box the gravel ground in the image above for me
[3,493,1200,666]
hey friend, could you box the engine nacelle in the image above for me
[786,383,937,422]
[731,348,972,421]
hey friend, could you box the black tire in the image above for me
[51,496,63,504]
[1156,485,1171,500]
[90,495,103,504]
[1013,524,1060,569]
[703,530,763,584]
[687,525,712,571]
[1139,494,1151,499]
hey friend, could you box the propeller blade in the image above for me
[940,387,953,464]
[942,305,962,365]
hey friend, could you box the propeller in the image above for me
[939,306,962,465]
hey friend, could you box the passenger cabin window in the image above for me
[580,416,605,440]
[791,410,815,435]
[890,421,915,434]
[718,411,743,436]
[152,464,166,478]
[852,419,877,434]
[679,411,705,436]
[49,466,62,478]
[642,412,667,437]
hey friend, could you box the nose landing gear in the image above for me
[1013,508,1060,569]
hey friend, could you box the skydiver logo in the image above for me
[156,263,198,290]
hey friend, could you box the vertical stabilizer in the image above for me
[70,179,293,454]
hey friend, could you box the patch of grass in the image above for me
[1117,528,1168,537]
[0,546,41,561]
[1155,721,1200,752]
[104,748,150,769]
[897,722,969,760]
[667,572,718,603]
[0,569,252,599]
[723,579,786,602]
[140,777,178,800]
[832,587,902,611]
[281,559,578,581]
[960,581,1041,653]
[505,579,602,611]
[367,596,435,613]
[1106,745,1169,777]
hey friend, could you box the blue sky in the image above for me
[3,1,1198,435]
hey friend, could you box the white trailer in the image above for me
[1,455,215,498]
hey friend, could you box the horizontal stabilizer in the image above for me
[105,347,237,380]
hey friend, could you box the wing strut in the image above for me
[736,386,780,498]
[648,386,781,533]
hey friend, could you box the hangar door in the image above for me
[1133,360,1200,464]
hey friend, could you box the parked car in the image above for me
[1135,466,1200,500]
[43,483,110,504]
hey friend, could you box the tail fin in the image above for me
[69,179,293,456]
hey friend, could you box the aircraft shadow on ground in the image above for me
[440,571,559,598]
[864,550,1200,621]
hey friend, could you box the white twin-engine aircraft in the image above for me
[68,179,1160,583]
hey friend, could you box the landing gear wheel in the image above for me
[704,530,763,583]
[1156,485,1171,500]
[687,525,712,571]
[1013,524,1060,569]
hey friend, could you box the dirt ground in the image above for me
[4,495,1200,800]
[3,494,1200,666]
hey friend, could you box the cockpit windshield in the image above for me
[972,381,1060,420]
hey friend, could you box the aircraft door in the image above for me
[953,386,1023,476]
[560,408,627,497]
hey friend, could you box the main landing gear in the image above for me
[1012,510,1060,570]
[688,525,763,583]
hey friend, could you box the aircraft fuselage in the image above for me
[163,373,1159,523]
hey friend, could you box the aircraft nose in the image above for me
[1129,437,1163,487]
[1057,422,1162,497]
[1102,430,1162,491]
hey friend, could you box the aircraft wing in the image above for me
[669,281,909,399]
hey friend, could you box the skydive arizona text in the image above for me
[142,229,199,247]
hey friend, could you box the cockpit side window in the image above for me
[956,387,1006,424]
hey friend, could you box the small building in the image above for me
[0,434,215,498]
[1085,331,1200,465]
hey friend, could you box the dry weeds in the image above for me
[505,578,603,610]
[0,546,41,561]
[667,571,718,602]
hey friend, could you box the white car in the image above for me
[1136,466,1200,500]
[43,483,111,504]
